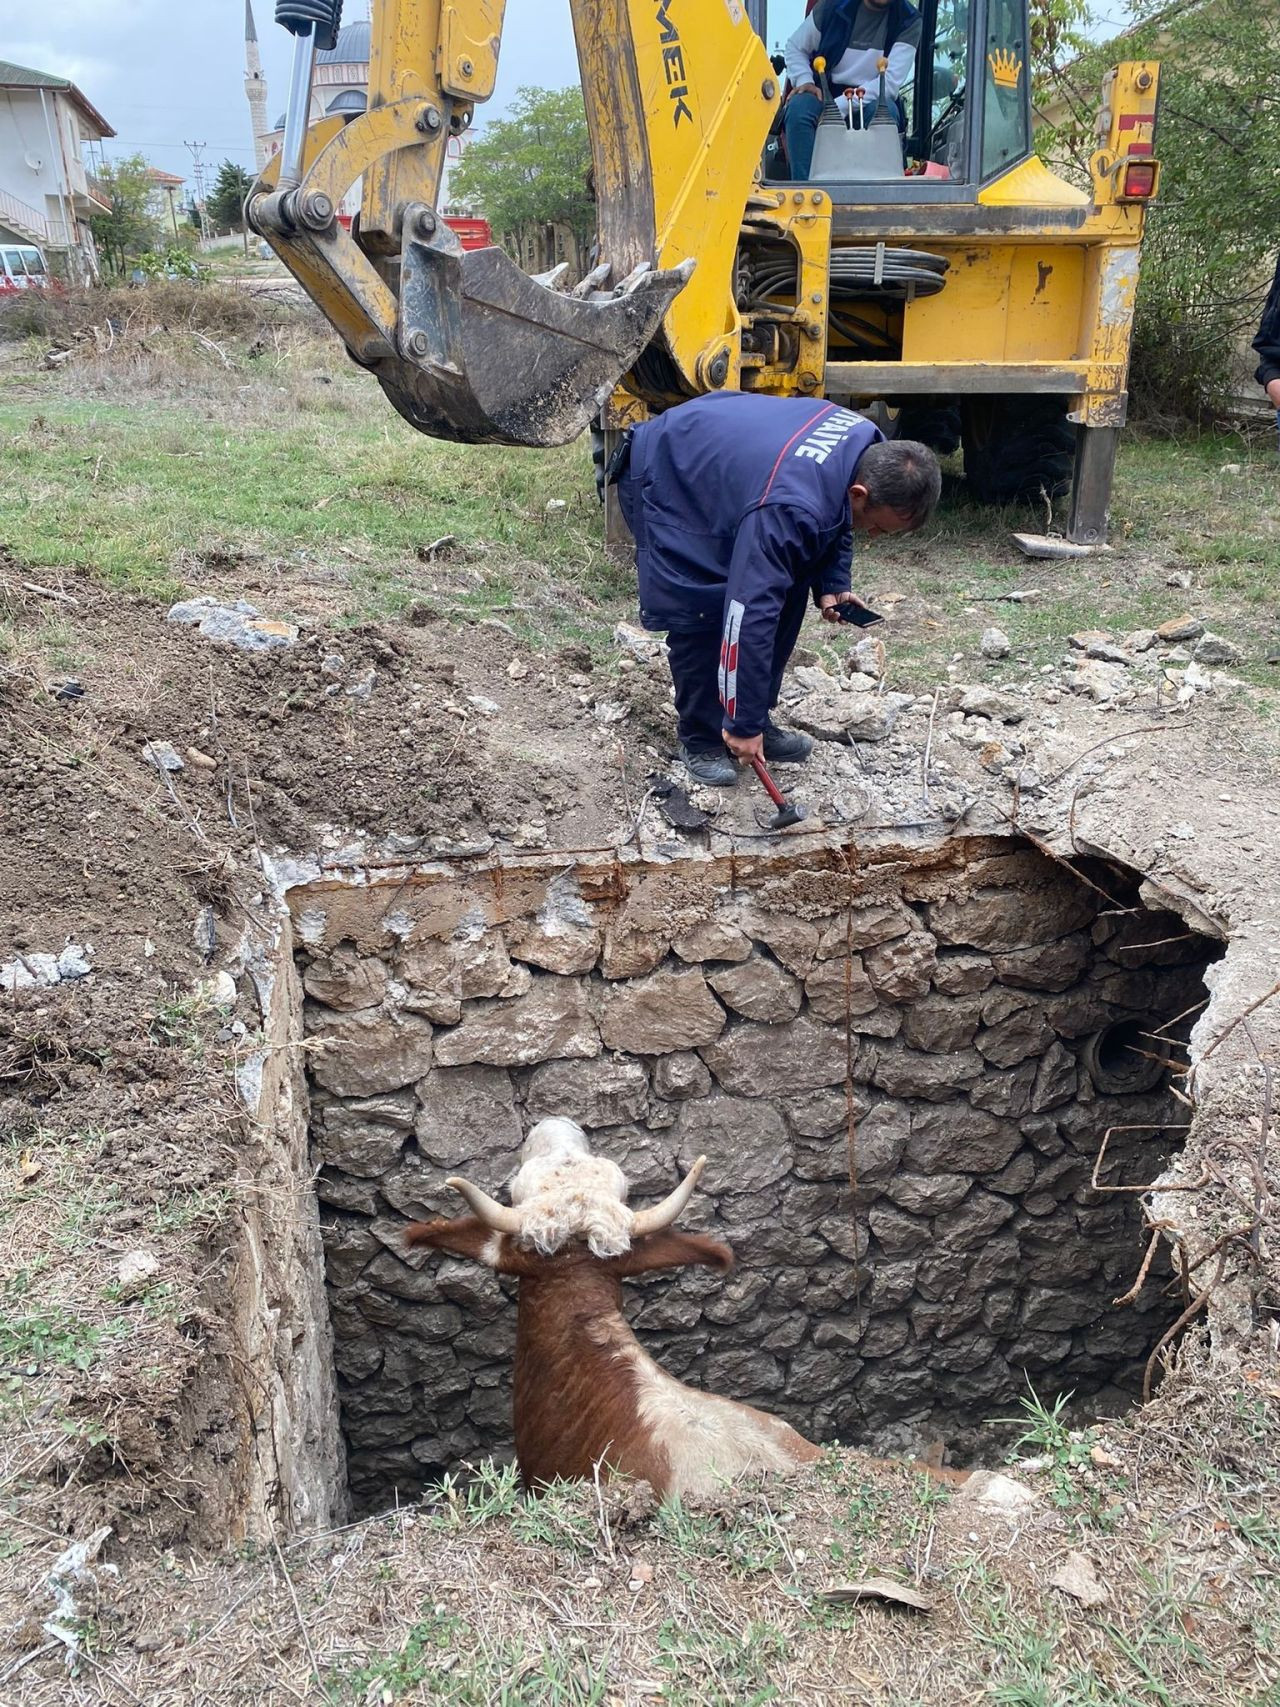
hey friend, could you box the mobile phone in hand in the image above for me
[836,597,884,627]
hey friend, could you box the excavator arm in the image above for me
[248,1,781,446]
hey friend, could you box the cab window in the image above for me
[754,0,976,184]
[980,0,1031,178]
[2,248,24,282]
[928,0,969,175]
[19,248,47,279]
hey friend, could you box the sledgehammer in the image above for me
[749,754,808,830]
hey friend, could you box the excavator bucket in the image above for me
[369,220,693,448]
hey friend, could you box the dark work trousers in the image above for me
[662,584,811,752]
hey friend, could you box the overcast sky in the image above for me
[0,0,580,183]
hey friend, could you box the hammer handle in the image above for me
[749,754,788,808]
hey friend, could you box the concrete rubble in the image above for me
[167,594,299,652]
[1,942,94,991]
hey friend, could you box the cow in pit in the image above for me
[405,1118,821,1501]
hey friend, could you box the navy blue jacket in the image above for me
[617,393,881,738]
[811,0,919,79]
[1254,253,1280,392]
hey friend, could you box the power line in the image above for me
[109,141,259,151]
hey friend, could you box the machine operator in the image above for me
[783,0,923,180]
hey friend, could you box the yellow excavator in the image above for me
[249,1,1159,544]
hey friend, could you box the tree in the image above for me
[206,161,255,234]
[449,86,594,252]
[1028,0,1095,103]
[89,154,162,276]
[1037,0,1280,422]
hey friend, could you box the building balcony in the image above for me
[78,173,112,216]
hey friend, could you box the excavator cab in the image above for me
[759,0,1030,195]
[743,0,1160,541]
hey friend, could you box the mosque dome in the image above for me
[317,21,371,65]
[267,17,370,138]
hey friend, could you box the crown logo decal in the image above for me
[989,49,1023,89]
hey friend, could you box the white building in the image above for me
[0,59,114,281]
[262,20,370,165]
[145,167,186,242]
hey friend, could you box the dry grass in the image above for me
[0,278,310,347]
[0,277,332,426]
[2,276,1277,685]
[0,1117,209,1461]
[0,983,245,1578]
[1,1346,1276,1705]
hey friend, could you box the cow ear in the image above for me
[404,1216,537,1274]
[607,1231,734,1277]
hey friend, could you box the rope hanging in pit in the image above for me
[275,0,344,51]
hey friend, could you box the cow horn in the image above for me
[445,1175,523,1233]
[629,1155,708,1237]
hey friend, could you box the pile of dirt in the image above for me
[0,565,656,1553]
[0,569,651,944]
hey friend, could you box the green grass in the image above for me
[952,1542,1238,1707]
[651,1493,794,1578]
[655,1616,791,1707]
[988,1381,1127,1532]
[148,988,227,1056]
[337,1600,616,1706]
[430,1460,600,1557]
[0,1297,128,1373]
[0,389,615,621]
[2,328,1278,689]
[148,1185,235,1235]
[0,1130,119,1251]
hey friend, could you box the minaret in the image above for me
[244,0,270,173]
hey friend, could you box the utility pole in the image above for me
[184,141,214,243]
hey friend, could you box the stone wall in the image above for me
[290,837,1219,1510]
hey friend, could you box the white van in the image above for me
[0,244,51,291]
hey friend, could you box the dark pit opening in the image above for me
[290,835,1224,1513]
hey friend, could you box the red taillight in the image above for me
[1121,161,1157,198]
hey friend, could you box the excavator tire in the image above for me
[960,396,1077,504]
[893,400,962,456]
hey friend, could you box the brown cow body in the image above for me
[406,1218,821,1500]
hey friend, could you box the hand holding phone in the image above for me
[835,595,884,627]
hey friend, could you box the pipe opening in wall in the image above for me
[286,833,1224,1515]
[1084,1018,1168,1096]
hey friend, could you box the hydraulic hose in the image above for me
[747,246,948,307]
[828,246,949,299]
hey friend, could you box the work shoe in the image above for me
[680,746,738,787]
[763,723,814,764]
